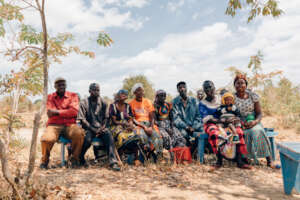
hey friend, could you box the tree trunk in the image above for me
[0,137,22,199]
[25,0,48,185]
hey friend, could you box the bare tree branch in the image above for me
[8,46,43,61]
[20,0,39,10]
[0,136,22,199]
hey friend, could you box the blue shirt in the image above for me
[172,96,202,131]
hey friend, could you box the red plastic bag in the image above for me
[170,147,192,164]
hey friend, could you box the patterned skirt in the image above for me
[110,121,138,150]
[157,120,186,149]
[243,123,271,160]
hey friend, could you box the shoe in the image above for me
[242,157,250,165]
[110,163,121,171]
[268,163,281,169]
[70,158,80,169]
[208,164,222,172]
[80,160,89,168]
[39,163,48,170]
[238,164,252,170]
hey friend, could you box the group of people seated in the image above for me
[39,74,278,171]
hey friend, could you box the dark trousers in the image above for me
[80,130,118,165]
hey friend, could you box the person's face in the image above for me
[224,96,234,106]
[197,91,204,100]
[134,87,144,99]
[177,84,187,97]
[118,93,128,101]
[157,93,166,104]
[55,81,66,94]
[89,85,100,98]
[203,83,215,98]
[235,79,247,93]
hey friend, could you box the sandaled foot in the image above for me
[238,164,252,170]
[110,163,121,171]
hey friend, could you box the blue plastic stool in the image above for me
[197,127,279,163]
[277,142,300,195]
[58,136,72,166]
[58,136,104,166]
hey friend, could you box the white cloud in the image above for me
[21,0,147,33]
[125,0,150,8]
[47,23,233,97]
[167,0,185,12]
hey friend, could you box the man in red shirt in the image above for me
[40,77,84,169]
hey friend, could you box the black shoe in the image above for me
[79,159,89,168]
[39,163,48,170]
[70,158,80,169]
[110,163,120,171]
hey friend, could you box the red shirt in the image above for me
[46,91,79,126]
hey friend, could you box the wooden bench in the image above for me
[197,128,278,163]
[277,142,300,195]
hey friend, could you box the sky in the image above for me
[1,0,300,98]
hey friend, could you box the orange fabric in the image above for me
[129,98,155,122]
[47,91,79,126]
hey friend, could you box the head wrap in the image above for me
[156,89,166,96]
[131,83,144,94]
[117,89,129,96]
[221,92,235,105]
[234,74,248,86]
[89,83,99,90]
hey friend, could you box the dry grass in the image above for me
[1,121,300,200]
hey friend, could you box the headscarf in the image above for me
[156,89,166,96]
[131,83,144,94]
[221,92,235,105]
[234,74,248,86]
[117,89,129,96]
[154,89,166,105]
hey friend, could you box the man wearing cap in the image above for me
[77,83,120,171]
[129,83,163,161]
[172,81,203,146]
[40,77,84,169]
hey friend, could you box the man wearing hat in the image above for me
[77,83,120,171]
[40,77,84,169]
[129,83,163,161]
[172,81,203,147]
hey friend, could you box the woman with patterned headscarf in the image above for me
[234,74,279,169]
[109,89,140,165]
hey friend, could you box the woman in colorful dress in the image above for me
[154,89,190,164]
[199,80,250,169]
[234,74,278,169]
[109,89,140,165]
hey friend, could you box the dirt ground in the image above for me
[1,117,300,200]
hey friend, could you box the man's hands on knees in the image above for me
[47,109,59,117]
[186,126,194,133]
[94,125,108,137]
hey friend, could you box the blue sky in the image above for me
[1,0,300,98]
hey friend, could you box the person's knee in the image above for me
[69,125,85,139]
[40,128,58,143]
